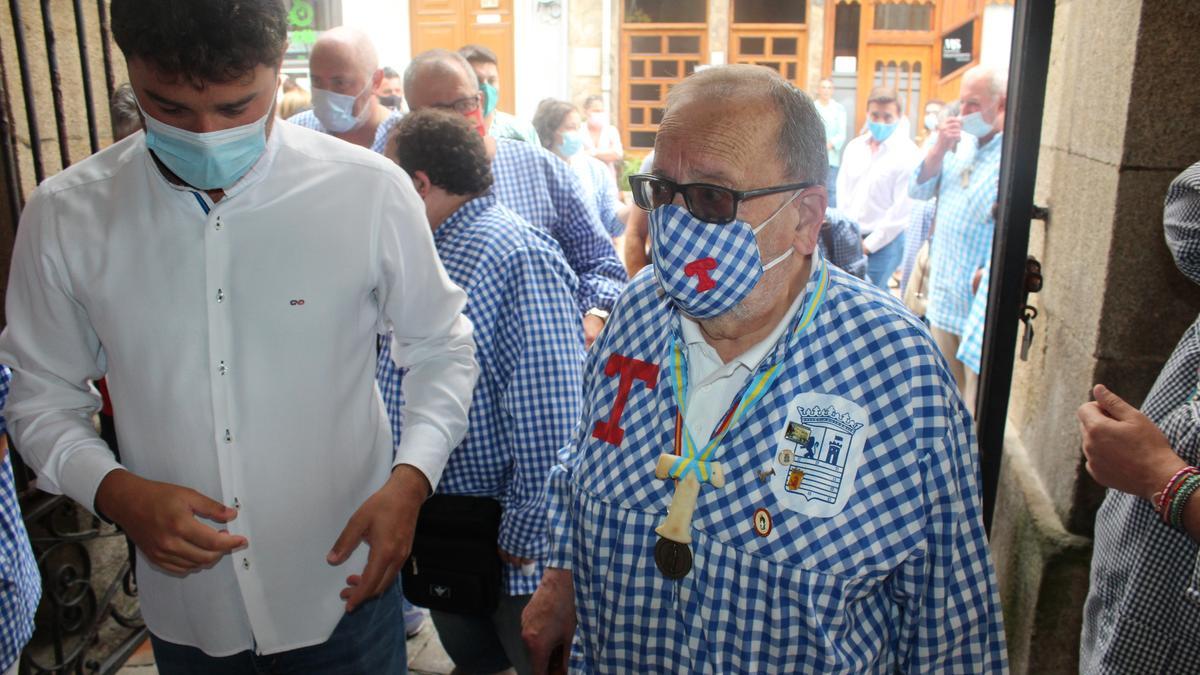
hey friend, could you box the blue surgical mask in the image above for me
[961,111,994,138]
[481,81,499,117]
[311,84,371,133]
[141,102,269,191]
[559,130,584,158]
[650,196,798,319]
[868,121,897,142]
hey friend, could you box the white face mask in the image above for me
[311,82,372,133]
[924,113,938,131]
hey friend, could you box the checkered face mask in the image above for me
[650,197,797,319]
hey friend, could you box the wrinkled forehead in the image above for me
[409,61,475,105]
[654,94,783,188]
[310,42,367,78]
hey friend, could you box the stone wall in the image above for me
[992,0,1200,671]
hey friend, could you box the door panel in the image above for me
[620,27,707,152]
[410,0,516,113]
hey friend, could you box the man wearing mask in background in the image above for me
[387,108,584,675]
[521,64,1006,673]
[814,78,847,207]
[836,87,920,289]
[0,0,479,671]
[459,44,540,146]
[376,65,405,111]
[909,64,1006,412]
[289,27,403,154]
[403,49,624,348]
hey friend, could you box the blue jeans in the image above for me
[866,230,906,289]
[149,583,407,675]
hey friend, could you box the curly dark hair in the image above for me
[531,98,577,151]
[388,109,493,197]
[111,0,288,84]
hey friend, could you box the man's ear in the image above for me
[371,68,385,93]
[411,170,432,198]
[791,186,829,256]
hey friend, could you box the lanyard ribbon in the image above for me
[667,259,830,484]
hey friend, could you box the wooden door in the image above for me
[854,0,938,135]
[410,0,517,113]
[620,27,707,152]
[729,1,809,86]
[857,43,933,136]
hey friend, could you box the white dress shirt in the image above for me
[679,275,810,446]
[0,121,478,656]
[836,120,921,253]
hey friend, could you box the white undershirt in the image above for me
[678,278,810,447]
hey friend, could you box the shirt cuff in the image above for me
[392,422,453,493]
[544,464,574,570]
[58,443,125,518]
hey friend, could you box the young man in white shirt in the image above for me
[0,1,479,672]
[836,86,921,289]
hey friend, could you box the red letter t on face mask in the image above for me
[591,353,660,446]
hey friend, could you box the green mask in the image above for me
[481,81,499,117]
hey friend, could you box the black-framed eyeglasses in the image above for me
[628,173,815,225]
[431,93,481,115]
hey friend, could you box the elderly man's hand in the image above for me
[934,116,963,155]
[523,567,576,675]
[329,464,427,612]
[583,314,605,348]
[1078,384,1186,502]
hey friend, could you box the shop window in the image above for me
[625,0,706,24]
[873,2,933,31]
[733,0,805,24]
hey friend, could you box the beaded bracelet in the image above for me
[1154,466,1199,518]
[1171,473,1200,529]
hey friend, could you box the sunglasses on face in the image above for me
[628,173,815,225]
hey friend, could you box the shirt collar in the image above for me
[435,192,498,245]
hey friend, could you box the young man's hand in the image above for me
[1078,384,1186,501]
[329,464,428,611]
[95,469,246,575]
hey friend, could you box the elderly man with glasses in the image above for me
[520,64,1008,674]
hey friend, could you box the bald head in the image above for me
[309,27,379,96]
[404,49,479,111]
[661,65,826,187]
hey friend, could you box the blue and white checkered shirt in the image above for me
[378,194,583,596]
[286,109,405,154]
[958,266,989,374]
[492,139,625,313]
[909,134,1003,335]
[571,154,624,237]
[0,365,40,671]
[545,257,1008,672]
[1081,161,1200,673]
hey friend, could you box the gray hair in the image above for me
[965,64,1008,100]
[404,49,478,98]
[665,64,827,186]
